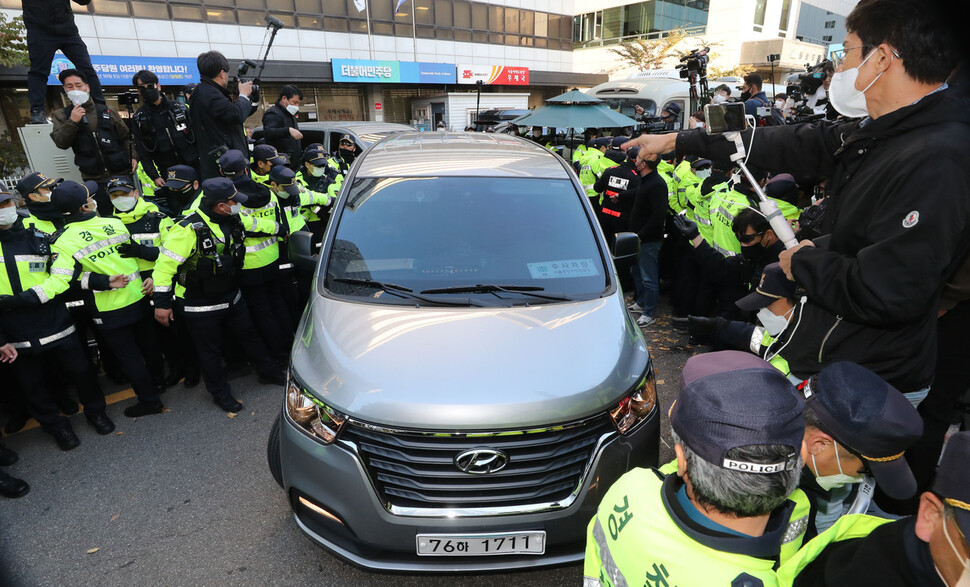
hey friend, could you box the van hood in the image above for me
[291,295,650,430]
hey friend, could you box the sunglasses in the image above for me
[736,231,765,244]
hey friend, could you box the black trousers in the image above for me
[97,306,164,408]
[11,336,106,435]
[180,295,280,400]
[27,27,105,112]
[241,278,296,364]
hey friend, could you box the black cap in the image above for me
[269,165,301,196]
[736,262,798,311]
[15,171,57,197]
[218,149,249,175]
[691,158,712,171]
[671,351,803,474]
[627,146,641,162]
[592,137,612,149]
[303,148,328,165]
[0,190,14,204]
[662,102,682,117]
[106,175,136,194]
[766,173,798,206]
[200,177,247,205]
[51,180,98,214]
[611,136,628,149]
[933,431,970,536]
[339,133,354,145]
[253,144,286,165]
[803,362,923,500]
[164,165,197,190]
[182,83,196,94]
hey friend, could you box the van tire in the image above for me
[267,414,284,488]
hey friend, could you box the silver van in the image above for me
[268,132,658,571]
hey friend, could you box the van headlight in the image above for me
[608,369,657,435]
[286,375,346,444]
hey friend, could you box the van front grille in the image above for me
[342,417,612,511]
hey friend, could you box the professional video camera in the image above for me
[234,15,284,104]
[785,59,832,123]
[635,115,669,135]
[117,88,140,108]
[677,46,710,78]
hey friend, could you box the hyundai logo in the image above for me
[454,448,509,475]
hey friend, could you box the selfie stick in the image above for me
[724,130,799,249]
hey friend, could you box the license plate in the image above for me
[416,531,546,556]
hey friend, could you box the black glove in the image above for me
[117,242,159,262]
[672,213,700,240]
[687,315,726,346]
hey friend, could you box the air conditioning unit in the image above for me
[17,123,84,183]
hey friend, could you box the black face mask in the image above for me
[26,199,62,221]
[340,148,356,162]
[140,86,160,103]
[740,243,768,263]
[739,91,751,102]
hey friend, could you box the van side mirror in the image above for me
[612,232,640,271]
[289,231,318,272]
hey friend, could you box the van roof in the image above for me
[355,132,571,179]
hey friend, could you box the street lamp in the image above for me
[475,79,483,129]
[767,53,780,100]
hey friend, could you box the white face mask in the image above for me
[309,165,326,178]
[67,90,89,106]
[939,514,970,587]
[111,195,137,212]
[775,100,785,109]
[757,306,793,337]
[286,104,299,116]
[712,94,727,104]
[275,188,291,200]
[0,206,18,226]
[694,168,712,180]
[229,203,241,216]
[811,442,863,491]
[32,190,52,202]
[829,48,888,119]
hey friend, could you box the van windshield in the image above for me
[323,176,609,304]
[600,98,656,119]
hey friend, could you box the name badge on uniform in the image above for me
[608,176,630,190]
[28,261,46,273]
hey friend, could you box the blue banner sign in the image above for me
[332,59,456,84]
[48,54,198,86]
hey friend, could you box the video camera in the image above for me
[233,15,285,104]
[117,88,140,109]
[785,59,831,102]
[676,46,710,79]
[636,115,669,135]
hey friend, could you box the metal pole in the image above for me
[475,80,482,127]
[770,59,776,101]
[411,1,417,62]
[365,2,374,59]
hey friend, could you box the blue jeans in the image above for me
[631,240,663,318]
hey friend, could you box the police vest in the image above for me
[296,172,336,225]
[686,182,714,244]
[136,162,156,198]
[710,186,756,257]
[23,213,60,235]
[133,101,199,164]
[63,104,130,177]
[240,195,284,272]
[113,198,172,273]
[585,468,795,587]
[0,224,76,349]
[775,514,891,587]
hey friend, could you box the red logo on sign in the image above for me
[462,70,473,79]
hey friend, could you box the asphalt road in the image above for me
[0,303,698,587]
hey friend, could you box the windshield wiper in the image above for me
[419,284,576,301]
[332,278,476,306]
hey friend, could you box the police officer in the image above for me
[797,362,924,538]
[0,189,115,449]
[585,351,808,587]
[162,165,201,215]
[15,172,63,234]
[327,134,358,177]
[250,144,287,187]
[190,51,254,180]
[579,137,611,206]
[42,180,166,418]
[261,85,304,170]
[152,178,285,413]
[50,69,134,212]
[296,146,340,241]
[130,70,200,194]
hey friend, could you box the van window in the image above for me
[601,98,656,119]
[323,176,609,304]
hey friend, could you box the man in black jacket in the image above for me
[190,51,254,180]
[594,146,640,251]
[628,151,668,327]
[24,0,104,124]
[623,0,968,397]
[131,70,200,190]
[261,85,304,170]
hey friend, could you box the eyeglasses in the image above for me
[830,45,868,69]
[736,230,765,244]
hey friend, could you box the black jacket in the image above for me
[23,0,89,34]
[628,170,667,242]
[261,103,301,169]
[595,160,640,217]
[676,88,970,392]
[132,96,199,179]
[190,79,253,180]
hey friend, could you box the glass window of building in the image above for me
[488,5,504,32]
[753,0,767,30]
[453,1,470,29]
[504,7,519,35]
[519,9,534,37]
[471,3,487,31]
[415,0,434,25]
[324,16,349,31]
[434,0,453,27]
[130,2,169,19]
[322,0,347,15]
[171,5,203,21]
[90,0,129,16]
[296,0,322,13]
[205,9,236,23]
[779,0,792,32]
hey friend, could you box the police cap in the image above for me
[218,149,249,176]
[339,134,355,146]
[626,146,641,162]
[164,165,197,190]
[51,180,99,214]
[303,148,328,165]
[15,171,57,198]
[200,177,248,206]
[662,102,682,117]
[670,351,803,474]
[106,175,136,195]
[253,144,286,166]
[610,136,628,149]
[592,137,613,149]
[0,190,14,204]
[736,263,797,311]
[765,173,799,206]
[803,362,923,500]
[933,431,970,536]
[269,165,301,196]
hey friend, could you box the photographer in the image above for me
[261,85,304,171]
[130,70,200,191]
[623,0,968,402]
[190,51,254,180]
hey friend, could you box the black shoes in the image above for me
[0,469,29,499]
[4,411,29,435]
[29,109,47,125]
[55,395,80,416]
[183,369,200,389]
[163,369,184,389]
[52,428,81,451]
[123,402,165,418]
[213,395,243,414]
[0,444,18,467]
[86,412,116,435]
[258,371,286,387]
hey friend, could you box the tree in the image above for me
[0,12,28,68]
[0,131,29,177]
[609,27,690,71]
[708,63,755,81]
